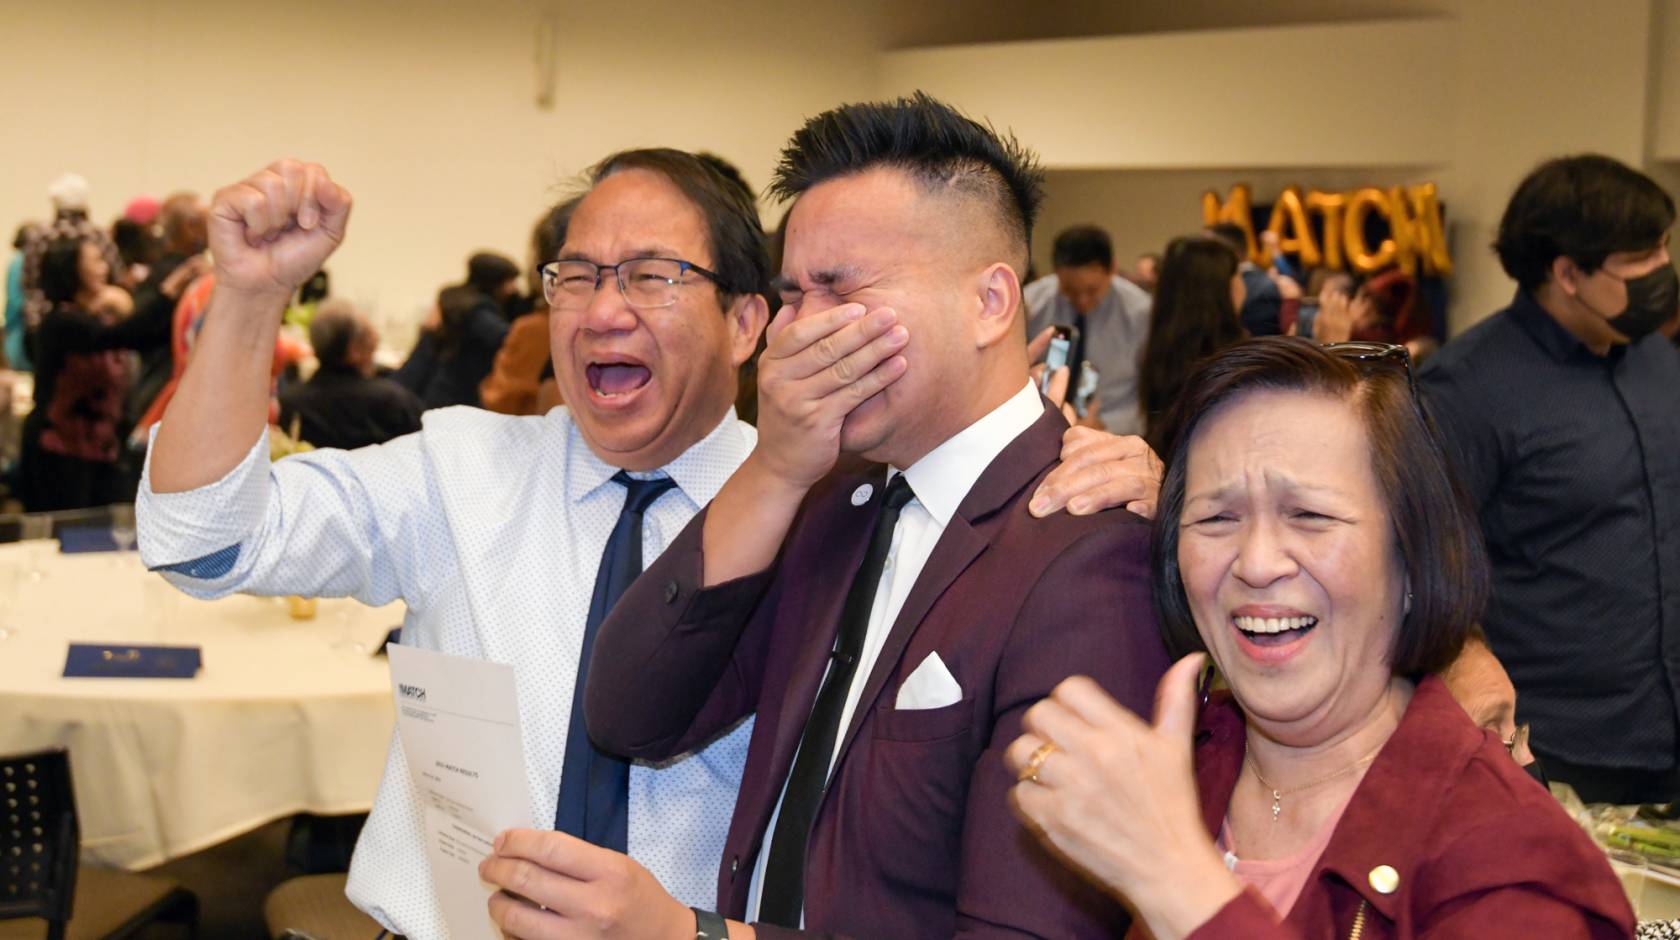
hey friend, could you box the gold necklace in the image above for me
[1245,742,1385,822]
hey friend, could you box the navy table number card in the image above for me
[64,644,203,679]
[58,526,119,554]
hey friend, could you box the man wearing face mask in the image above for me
[1420,154,1680,804]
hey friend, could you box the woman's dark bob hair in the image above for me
[1149,336,1489,677]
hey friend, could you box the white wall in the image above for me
[883,0,1669,332]
[0,0,883,349]
[879,20,1458,170]
[6,0,1679,342]
[1432,0,1654,326]
[1654,0,1680,159]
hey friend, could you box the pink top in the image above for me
[1217,794,1355,918]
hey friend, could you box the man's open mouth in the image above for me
[585,359,652,398]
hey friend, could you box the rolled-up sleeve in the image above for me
[137,428,272,581]
[136,424,433,607]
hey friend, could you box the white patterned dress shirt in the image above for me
[136,405,757,939]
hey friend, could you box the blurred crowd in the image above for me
[0,158,1495,520]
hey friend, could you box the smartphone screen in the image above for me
[1296,300,1320,338]
[1040,333,1071,395]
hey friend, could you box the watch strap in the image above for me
[693,907,729,940]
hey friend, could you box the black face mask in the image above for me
[1602,262,1678,342]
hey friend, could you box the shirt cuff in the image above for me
[136,425,271,572]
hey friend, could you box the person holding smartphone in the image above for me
[1023,225,1152,434]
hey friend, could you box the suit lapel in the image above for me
[828,404,1067,773]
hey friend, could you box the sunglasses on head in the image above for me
[1323,341,1422,414]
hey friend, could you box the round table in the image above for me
[0,541,403,870]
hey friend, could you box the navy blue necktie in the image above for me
[554,471,676,850]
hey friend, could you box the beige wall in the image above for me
[885,0,1673,332]
[6,0,1679,344]
[880,20,1459,170]
[1434,0,1654,326]
[1655,0,1680,159]
[1,0,883,350]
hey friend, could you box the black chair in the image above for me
[0,749,198,940]
[264,873,383,940]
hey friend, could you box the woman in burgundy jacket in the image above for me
[1006,337,1635,939]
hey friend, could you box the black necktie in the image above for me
[759,473,915,926]
[553,471,676,850]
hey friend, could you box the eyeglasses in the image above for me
[1323,341,1422,414]
[1504,722,1532,760]
[540,257,723,311]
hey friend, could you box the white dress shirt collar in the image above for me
[566,406,749,506]
[895,381,1043,526]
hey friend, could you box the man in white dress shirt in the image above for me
[136,150,771,938]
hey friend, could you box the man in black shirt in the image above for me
[279,299,423,451]
[1421,154,1680,803]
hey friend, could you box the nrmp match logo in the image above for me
[398,683,427,702]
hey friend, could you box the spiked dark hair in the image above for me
[768,92,1045,269]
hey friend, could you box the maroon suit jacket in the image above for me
[586,404,1172,938]
[1177,676,1636,939]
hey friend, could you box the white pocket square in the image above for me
[895,651,963,710]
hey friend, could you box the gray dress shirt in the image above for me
[1023,274,1152,435]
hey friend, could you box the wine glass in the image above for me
[1605,848,1648,918]
[330,604,369,656]
[20,514,53,582]
[110,504,137,554]
[0,564,17,640]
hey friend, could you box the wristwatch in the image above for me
[693,908,729,940]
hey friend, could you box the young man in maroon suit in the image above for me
[479,93,1172,940]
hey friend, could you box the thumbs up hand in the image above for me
[1006,654,1243,939]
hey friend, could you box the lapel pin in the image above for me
[851,484,873,506]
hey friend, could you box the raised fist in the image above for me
[209,159,351,300]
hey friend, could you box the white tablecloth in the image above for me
[0,541,403,870]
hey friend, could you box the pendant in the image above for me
[1270,789,1282,822]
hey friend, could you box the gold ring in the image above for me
[1018,741,1058,784]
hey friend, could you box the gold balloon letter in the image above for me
[1386,186,1421,276]
[1264,186,1322,269]
[1305,190,1348,271]
[1343,187,1397,274]
[1202,184,1259,264]
[1406,183,1453,276]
